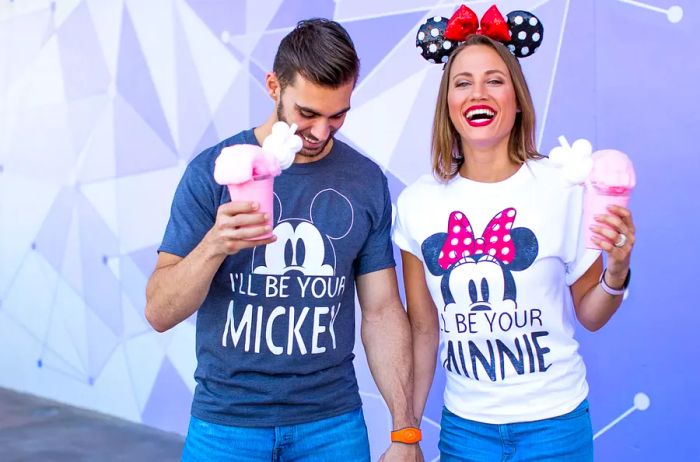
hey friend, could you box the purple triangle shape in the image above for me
[34,187,79,272]
[387,72,435,185]
[0,8,54,96]
[226,40,246,62]
[174,9,215,159]
[383,168,407,210]
[141,358,192,435]
[249,74,271,130]
[56,2,110,100]
[128,245,159,277]
[77,193,123,336]
[184,0,245,38]
[211,70,251,142]
[114,95,178,176]
[250,29,288,73]
[84,308,119,380]
[117,8,176,152]
[122,245,159,312]
[268,0,334,29]
[248,58,267,89]
[189,122,220,162]
[343,10,429,84]
[67,96,109,160]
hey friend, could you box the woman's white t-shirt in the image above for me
[393,158,599,424]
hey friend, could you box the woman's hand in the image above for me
[589,204,635,283]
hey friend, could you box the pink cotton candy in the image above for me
[213,145,265,185]
[252,151,282,178]
[588,149,636,195]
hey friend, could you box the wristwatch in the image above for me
[391,427,422,444]
[599,268,631,296]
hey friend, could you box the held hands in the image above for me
[204,201,276,256]
[589,204,635,282]
[379,442,423,462]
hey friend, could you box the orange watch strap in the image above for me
[391,427,422,444]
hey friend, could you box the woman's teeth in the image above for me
[466,108,495,121]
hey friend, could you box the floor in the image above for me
[0,387,185,461]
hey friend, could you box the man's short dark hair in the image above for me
[273,18,360,89]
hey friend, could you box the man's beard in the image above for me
[277,100,334,158]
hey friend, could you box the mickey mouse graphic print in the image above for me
[393,158,599,424]
[160,129,395,427]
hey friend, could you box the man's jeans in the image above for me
[181,408,370,462]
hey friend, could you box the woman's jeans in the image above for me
[439,399,594,461]
[181,408,370,462]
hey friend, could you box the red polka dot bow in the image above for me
[444,4,511,43]
[438,208,517,270]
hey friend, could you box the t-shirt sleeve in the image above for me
[354,173,396,276]
[158,160,220,258]
[564,185,600,285]
[392,187,423,261]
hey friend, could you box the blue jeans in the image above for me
[439,400,593,461]
[181,408,370,462]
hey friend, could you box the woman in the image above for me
[393,34,635,460]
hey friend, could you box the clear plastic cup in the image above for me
[227,174,274,240]
[583,186,630,249]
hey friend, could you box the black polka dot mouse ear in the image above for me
[505,10,544,57]
[415,16,454,64]
[416,5,544,63]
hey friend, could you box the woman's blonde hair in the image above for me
[431,34,541,181]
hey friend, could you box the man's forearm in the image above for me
[361,300,416,428]
[145,239,226,332]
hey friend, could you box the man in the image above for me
[145,19,421,461]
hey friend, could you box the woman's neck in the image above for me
[459,139,520,183]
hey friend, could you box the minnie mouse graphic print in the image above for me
[437,208,517,268]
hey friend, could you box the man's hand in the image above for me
[145,200,276,333]
[204,201,276,256]
[379,442,424,462]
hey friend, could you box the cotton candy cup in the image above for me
[583,149,636,249]
[213,122,301,240]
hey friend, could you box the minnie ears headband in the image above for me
[416,4,544,64]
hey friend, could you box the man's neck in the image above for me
[253,115,276,146]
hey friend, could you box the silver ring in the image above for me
[614,233,627,248]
